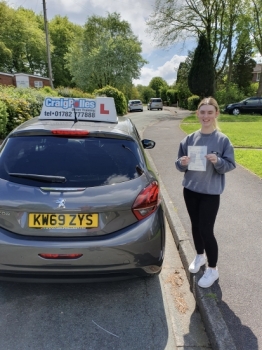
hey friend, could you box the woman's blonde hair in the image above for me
[197,96,220,130]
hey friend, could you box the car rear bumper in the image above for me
[0,206,165,282]
[129,107,143,111]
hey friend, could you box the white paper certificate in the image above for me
[188,146,207,171]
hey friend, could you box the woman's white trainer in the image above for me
[198,267,219,288]
[188,254,206,273]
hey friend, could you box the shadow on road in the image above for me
[212,283,258,350]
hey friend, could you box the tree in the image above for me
[136,85,156,103]
[0,2,47,74]
[49,16,83,87]
[66,13,147,92]
[129,86,140,100]
[188,34,215,97]
[166,89,176,105]
[0,1,18,72]
[232,30,256,94]
[248,0,262,95]
[146,0,244,84]
[175,53,194,108]
[176,51,194,84]
[148,77,168,97]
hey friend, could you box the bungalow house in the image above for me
[0,72,51,88]
[252,64,262,83]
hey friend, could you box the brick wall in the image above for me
[0,73,51,88]
[0,74,15,86]
[28,76,51,88]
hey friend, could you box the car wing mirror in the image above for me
[142,139,155,149]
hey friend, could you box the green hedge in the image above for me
[0,86,59,137]
[188,95,201,111]
[94,85,127,116]
[0,84,126,138]
[55,86,94,99]
[0,100,8,138]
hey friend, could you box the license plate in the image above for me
[28,213,98,228]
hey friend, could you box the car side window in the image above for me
[246,98,259,105]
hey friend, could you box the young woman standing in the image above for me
[175,97,236,288]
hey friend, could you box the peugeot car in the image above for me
[0,97,165,282]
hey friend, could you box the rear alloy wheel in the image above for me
[232,108,240,116]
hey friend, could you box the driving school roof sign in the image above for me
[39,97,117,123]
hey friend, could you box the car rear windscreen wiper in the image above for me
[8,173,66,183]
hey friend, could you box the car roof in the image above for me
[9,116,136,139]
[7,97,137,141]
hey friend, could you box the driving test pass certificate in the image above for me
[188,146,207,171]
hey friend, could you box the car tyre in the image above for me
[232,108,240,116]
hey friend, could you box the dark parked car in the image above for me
[224,97,262,115]
[0,97,165,282]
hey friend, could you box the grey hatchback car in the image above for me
[147,98,163,111]
[0,97,165,282]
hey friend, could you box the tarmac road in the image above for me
[140,106,262,350]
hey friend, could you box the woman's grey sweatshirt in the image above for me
[175,129,236,195]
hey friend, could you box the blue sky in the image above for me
[7,0,193,86]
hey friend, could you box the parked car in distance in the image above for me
[147,98,163,111]
[0,97,165,283]
[128,100,143,112]
[224,96,262,115]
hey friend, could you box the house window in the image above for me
[34,81,43,88]
[256,73,261,82]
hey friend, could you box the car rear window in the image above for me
[130,100,142,105]
[151,99,162,103]
[0,136,143,187]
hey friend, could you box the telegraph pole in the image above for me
[43,0,54,89]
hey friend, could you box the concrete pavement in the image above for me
[143,106,261,350]
[160,217,212,349]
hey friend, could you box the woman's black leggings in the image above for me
[183,187,220,268]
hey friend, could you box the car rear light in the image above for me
[52,130,89,136]
[39,253,83,259]
[132,181,160,220]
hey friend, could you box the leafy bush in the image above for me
[187,95,201,110]
[94,85,127,116]
[0,100,8,138]
[55,86,94,99]
[0,86,59,137]
[215,83,246,107]
[176,82,191,109]
[166,89,176,105]
[0,93,32,135]
[244,82,259,97]
[160,86,168,102]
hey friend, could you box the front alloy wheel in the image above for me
[232,108,240,116]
